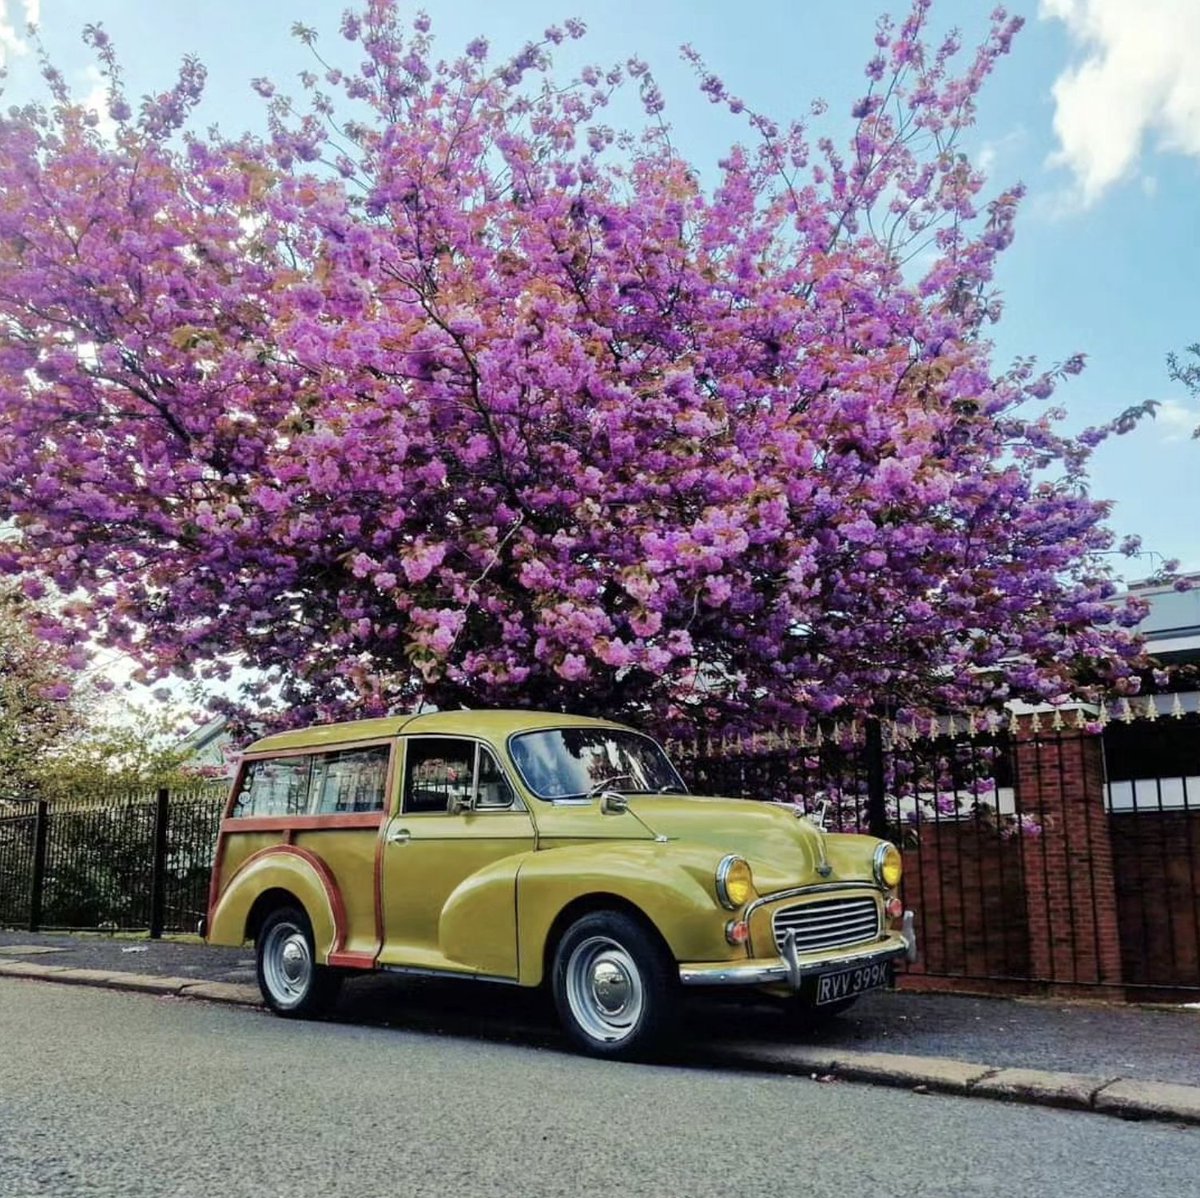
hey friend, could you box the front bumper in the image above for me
[679,912,918,991]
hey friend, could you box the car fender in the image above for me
[513,841,737,986]
[435,854,528,977]
[208,846,343,964]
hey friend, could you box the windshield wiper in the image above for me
[656,783,687,794]
[585,773,634,799]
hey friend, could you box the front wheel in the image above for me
[256,906,343,1018]
[551,911,676,1061]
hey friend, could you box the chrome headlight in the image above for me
[873,842,903,890]
[715,854,754,909]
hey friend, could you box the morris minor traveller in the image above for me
[206,710,916,1059]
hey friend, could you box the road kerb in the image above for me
[0,960,67,978]
[969,1068,1116,1111]
[706,1042,841,1076]
[179,981,262,1006]
[49,967,136,989]
[823,1050,995,1094]
[703,1039,1200,1127]
[102,973,193,996]
[1093,1079,1200,1125]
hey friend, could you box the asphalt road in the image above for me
[4,931,1200,1085]
[2,979,1198,1198]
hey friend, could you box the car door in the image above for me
[378,735,535,977]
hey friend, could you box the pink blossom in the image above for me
[0,2,1145,735]
[557,653,589,681]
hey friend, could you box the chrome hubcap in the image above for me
[262,922,312,1008]
[565,936,644,1043]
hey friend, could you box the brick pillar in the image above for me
[1013,713,1124,998]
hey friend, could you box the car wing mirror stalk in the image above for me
[598,791,668,843]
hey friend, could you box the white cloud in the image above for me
[0,0,38,69]
[80,64,119,141]
[1040,1,1200,206]
[977,126,1027,178]
[1155,398,1200,442]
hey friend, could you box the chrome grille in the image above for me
[772,896,881,954]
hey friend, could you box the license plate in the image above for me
[814,961,892,1005]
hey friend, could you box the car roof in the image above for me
[243,709,633,754]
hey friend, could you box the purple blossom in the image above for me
[0,1,1147,735]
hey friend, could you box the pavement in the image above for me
[3,928,1200,1129]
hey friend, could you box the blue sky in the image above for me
[4,0,1198,582]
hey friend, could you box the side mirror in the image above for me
[598,792,629,816]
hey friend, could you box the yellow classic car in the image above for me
[206,710,916,1059]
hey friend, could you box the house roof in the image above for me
[175,715,230,753]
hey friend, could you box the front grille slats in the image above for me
[780,901,877,918]
[778,910,878,930]
[787,928,877,951]
[773,895,881,954]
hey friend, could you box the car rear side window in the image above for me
[233,757,311,818]
[308,746,390,813]
[232,745,391,817]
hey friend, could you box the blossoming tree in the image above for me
[0,2,1150,732]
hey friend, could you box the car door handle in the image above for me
[387,828,411,845]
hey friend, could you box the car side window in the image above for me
[309,746,390,814]
[233,757,311,818]
[402,739,517,813]
[475,746,516,809]
[404,738,475,814]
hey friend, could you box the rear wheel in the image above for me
[551,911,676,1061]
[255,905,343,1018]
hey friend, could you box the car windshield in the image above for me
[509,728,687,800]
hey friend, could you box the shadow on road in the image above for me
[328,970,861,1066]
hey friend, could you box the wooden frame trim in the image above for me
[219,812,385,833]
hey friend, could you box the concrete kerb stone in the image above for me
[4,964,194,996]
[969,1068,1117,1112]
[1093,1079,1200,1125]
[48,967,134,989]
[706,1042,841,1077]
[0,960,68,978]
[179,980,262,1006]
[0,959,260,1005]
[710,1043,993,1094]
[102,973,193,996]
[707,1039,1200,1126]
[823,1050,995,1094]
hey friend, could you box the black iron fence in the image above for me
[2,707,1198,1000]
[0,784,227,935]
